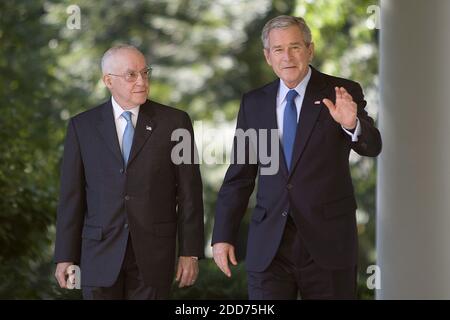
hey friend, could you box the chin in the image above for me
[282,78,301,88]
[280,73,301,84]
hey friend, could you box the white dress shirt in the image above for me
[276,67,361,142]
[111,96,140,152]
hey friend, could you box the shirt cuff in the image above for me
[341,118,361,142]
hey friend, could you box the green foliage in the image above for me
[0,0,62,298]
[0,0,379,299]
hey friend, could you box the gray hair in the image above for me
[101,44,142,74]
[261,15,312,49]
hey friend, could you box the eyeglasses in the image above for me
[108,66,152,82]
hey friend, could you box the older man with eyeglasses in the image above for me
[54,45,204,299]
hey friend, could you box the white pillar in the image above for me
[377,0,450,299]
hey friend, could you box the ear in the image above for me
[263,48,272,67]
[102,74,113,89]
[308,42,315,62]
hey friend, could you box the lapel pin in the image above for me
[146,125,152,131]
[314,100,321,105]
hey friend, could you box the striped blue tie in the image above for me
[121,111,134,165]
[283,90,299,171]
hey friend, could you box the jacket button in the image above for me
[282,211,288,217]
[287,184,293,190]
[119,168,124,174]
[124,223,129,229]
[124,195,130,201]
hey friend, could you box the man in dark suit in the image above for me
[212,15,382,299]
[54,45,204,299]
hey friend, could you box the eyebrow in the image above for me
[271,42,303,49]
[125,66,149,72]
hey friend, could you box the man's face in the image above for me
[103,49,149,108]
[263,25,314,89]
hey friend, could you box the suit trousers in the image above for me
[82,235,170,300]
[247,215,357,300]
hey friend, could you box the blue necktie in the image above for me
[121,111,134,165]
[283,89,299,171]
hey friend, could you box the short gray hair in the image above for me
[101,44,142,74]
[261,15,312,49]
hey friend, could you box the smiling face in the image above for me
[263,25,314,89]
[102,48,149,109]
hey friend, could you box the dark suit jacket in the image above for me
[212,66,382,272]
[54,99,204,288]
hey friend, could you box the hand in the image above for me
[322,87,358,130]
[55,262,74,289]
[175,256,199,288]
[212,242,237,278]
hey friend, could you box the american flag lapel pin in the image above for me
[314,100,321,105]
[146,125,152,131]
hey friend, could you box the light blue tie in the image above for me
[121,111,134,165]
[283,90,299,171]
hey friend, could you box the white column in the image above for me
[377,0,450,299]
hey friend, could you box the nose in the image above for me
[282,48,293,61]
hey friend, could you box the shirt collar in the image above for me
[111,96,140,121]
[279,66,312,103]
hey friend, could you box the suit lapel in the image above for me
[261,80,289,178]
[289,67,327,177]
[96,101,123,165]
[127,100,155,167]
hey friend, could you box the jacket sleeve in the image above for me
[211,96,259,246]
[348,81,382,157]
[175,112,205,258]
[54,118,86,264]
